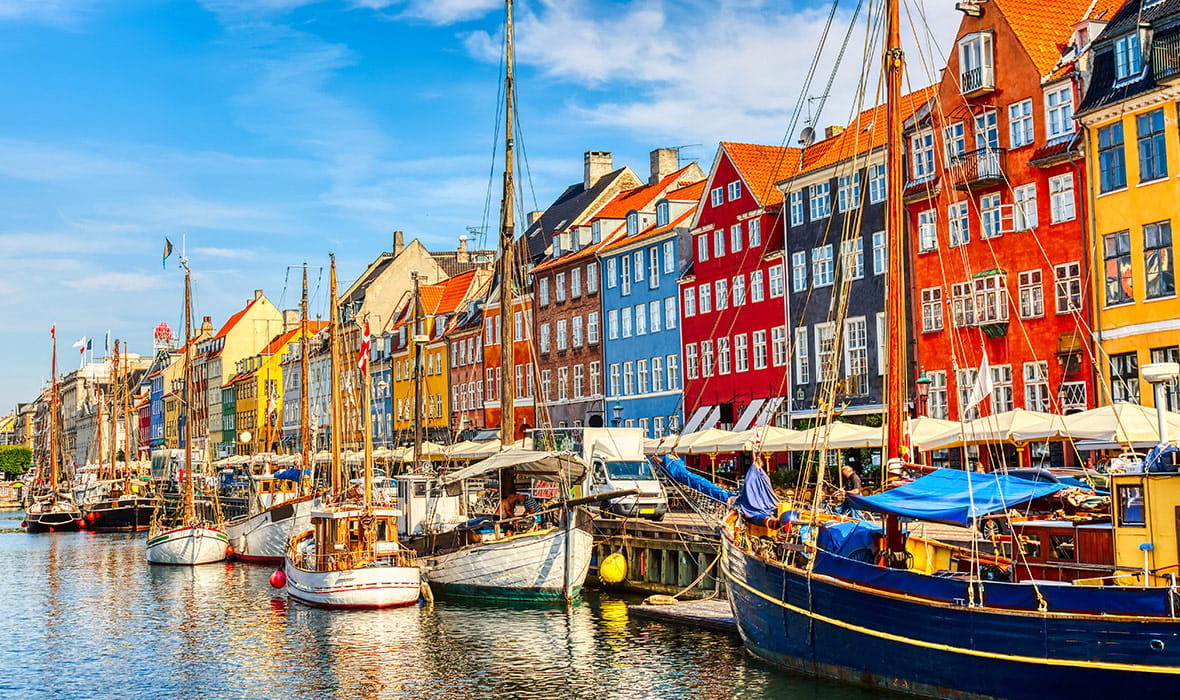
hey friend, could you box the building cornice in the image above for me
[1077,83,1180,126]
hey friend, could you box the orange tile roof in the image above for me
[259,320,328,356]
[592,165,702,220]
[720,142,804,206]
[599,206,696,253]
[426,269,481,315]
[667,181,705,202]
[213,297,263,341]
[994,0,1110,76]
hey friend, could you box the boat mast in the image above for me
[360,313,375,552]
[50,329,59,495]
[883,0,907,463]
[329,255,343,497]
[497,0,517,447]
[97,375,105,480]
[301,263,311,479]
[123,348,133,470]
[412,271,424,469]
[182,260,195,524]
[111,339,120,474]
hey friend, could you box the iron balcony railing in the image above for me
[950,147,1006,190]
[960,65,994,94]
[1154,33,1180,82]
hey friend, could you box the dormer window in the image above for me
[958,31,994,94]
[656,201,669,227]
[591,220,601,244]
[1114,33,1143,82]
[553,233,563,257]
[626,211,639,235]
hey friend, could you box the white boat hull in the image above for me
[225,498,315,564]
[146,526,229,565]
[418,523,593,600]
[283,559,421,609]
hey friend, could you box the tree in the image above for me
[0,445,33,477]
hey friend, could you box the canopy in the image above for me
[846,468,1066,526]
[798,422,883,450]
[909,416,963,450]
[446,440,501,460]
[922,409,1067,449]
[678,428,745,454]
[710,426,804,453]
[438,447,588,487]
[1063,403,1180,445]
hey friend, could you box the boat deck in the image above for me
[628,597,738,636]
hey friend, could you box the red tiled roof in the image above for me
[599,207,695,253]
[720,142,804,206]
[213,297,262,341]
[667,181,705,202]
[259,320,328,356]
[592,165,702,220]
[994,0,1115,76]
[794,86,936,176]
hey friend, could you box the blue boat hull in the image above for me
[722,533,1180,699]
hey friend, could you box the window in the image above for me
[1049,173,1075,223]
[662,240,675,274]
[652,356,664,392]
[1098,122,1126,192]
[633,251,645,284]
[1104,230,1133,305]
[1118,484,1146,527]
[752,330,768,370]
[875,312,885,377]
[1055,261,1082,314]
[1045,84,1074,139]
[911,128,935,180]
[538,277,550,305]
[555,272,566,302]
[812,245,834,287]
[975,273,1009,324]
[750,269,764,302]
[540,323,551,353]
[711,187,724,207]
[1144,220,1175,299]
[588,312,600,344]
[665,297,677,329]
[634,304,647,335]
[1111,351,1140,403]
[809,182,831,220]
[713,228,726,258]
[621,307,632,338]
[730,223,743,252]
[697,235,709,262]
[734,333,748,372]
[975,110,999,150]
[837,173,861,212]
[701,340,714,377]
[727,180,741,201]
[927,370,947,419]
[1152,347,1180,409]
[683,288,695,317]
[557,367,568,400]
[1008,99,1034,148]
[683,343,697,381]
[621,255,632,295]
[1013,183,1037,231]
[574,364,584,398]
[570,267,582,298]
[791,251,808,292]
[572,315,583,347]
[794,327,810,384]
[591,361,602,395]
[841,237,864,279]
[607,310,619,340]
[715,279,729,310]
[699,284,712,313]
[957,367,980,420]
[556,319,568,350]
[587,262,598,293]
[769,264,785,297]
[844,317,868,395]
[649,301,661,333]
[1018,270,1044,319]
[1024,361,1051,412]
[637,359,649,393]
[921,287,943,332]
[608,363,620,396]
[717,337,730,375]
[647,247,660,289]
[731,274,746,306]
[1138,108,1167,182]
[951,281,975,327]
[790,191,804,226]
[626,211,639,236]
[944,122,966,160]
[872,231,886,275]
[656,201,669,227]
[815,323,836,380]
[918,209,937,252]
[959,31,993,93]
[948,202,970,246]
[623,362,634,395]
[980,193,1002,239]
[607,258,618,288]
[868,163,886,203]
[665,355,679,390]
[1114,33,1143,82]
[749,218,762,246]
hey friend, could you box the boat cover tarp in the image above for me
[734,465,777,521]
[438,447,588,487]
[845,469,1066,526]
[656,455,732,504]
[1145,442,1179,472]
[817,520,882,557]
[274,468,302,482]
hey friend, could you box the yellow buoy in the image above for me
[599,552,627,585]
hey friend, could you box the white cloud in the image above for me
[353,0,501,24]
[63,272,165,292]
[0,0,102,28]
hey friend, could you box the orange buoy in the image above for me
[76,519,86,528]
[225,545,235,558]
[269,569,287,589]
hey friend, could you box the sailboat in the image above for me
[225,264,317,563]
[145,256,228,565]
[280,254,420,609]
[402,0,594,602]
[24,325,84,533]
[721,1,1180,696]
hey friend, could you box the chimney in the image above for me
[254,289,264,301]
[457,235,469,264]
[201,316,213,335]
[824,125,845,139]
[584,151,613,190]
[649,148,680,184]
[527,211,544,227]
[283,309,300,331]
[393,230,405,256]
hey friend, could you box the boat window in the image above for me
[1020,535,1041,560]
[1048,534,1075,561]
[1117,484,1145,527]
[605,460,655,480]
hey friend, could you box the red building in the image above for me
[904,0,1113,466]
[481,285,536,441]
[680,142,802,433]
[446,305,487,436]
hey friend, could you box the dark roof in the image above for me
[430,249,496,278]
[1077,0,1180,116]
[521,167,639,263]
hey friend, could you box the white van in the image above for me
[533,427,668,520]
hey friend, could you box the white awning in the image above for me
[682,405,719,434]
[754,396,784,428]
[732,399,767,432]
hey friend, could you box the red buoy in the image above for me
[269,569,287,589]
[48,527,55,533]
[225,545,235,559]
[20,520,26,529]
[76,519,86,528]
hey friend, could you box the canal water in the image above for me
[0,510,887,699]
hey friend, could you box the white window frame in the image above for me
[1008,99,1034,148]
[1049,173,1076,223]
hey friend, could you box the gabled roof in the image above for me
[995,0,1123,76]
[259,320,328,356]
[521,166,642,262]
[1077,0,1180,116]
[213,297,264,342]
[719,142,805,206]
[667,181,705,202]
[599,206,696,253]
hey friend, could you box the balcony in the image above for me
[950,148,1006,192]
[1154,32,1180,83]
[960,65,994,96]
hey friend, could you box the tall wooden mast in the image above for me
[412,271,424,468]
[110,339,120,472]
[123,347,133,468]
[497,0,517,446]
[182,261,196,524]
[50,329,59,494]
[300,263,311,475]
[883,0,907,462]
[329,255,343,497]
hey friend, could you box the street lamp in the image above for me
[611,401,623,427]
[915,370,932,417]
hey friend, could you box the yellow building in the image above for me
[163,391,180,449]
[1078,9,1180,408]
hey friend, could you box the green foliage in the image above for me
[0,445,33,475]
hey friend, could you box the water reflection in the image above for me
[0,512,888,699]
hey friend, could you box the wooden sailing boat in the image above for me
[403,0,594,602]
[225,264,317,562]
[145,257,228,565]
[24,325,83,533]
[281,254,420,608]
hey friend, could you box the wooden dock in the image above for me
[628,597,738,636]
[589,510,723,598]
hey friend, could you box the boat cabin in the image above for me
[298,505,404,571]
[1007,520,1114,583]
[1109,467,1180,586]
[393,474,462,537]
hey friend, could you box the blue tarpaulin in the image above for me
[845,468,1065,526]
[274,468,302,482]
[734,465,778,521]
[817,520,882,557]
[655,456,732,503]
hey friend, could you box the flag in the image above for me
[357,321,371,373]
[72,336,86,351]
[964,353,994,415]
[163,238,173,268]
[50,324,55,340]
[105,330,111,352]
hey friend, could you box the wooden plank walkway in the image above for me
[628,598,738,636]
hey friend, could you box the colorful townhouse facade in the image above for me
[1077,0,1180,409]
[445,304,487,437]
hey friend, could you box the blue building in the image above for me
[598,179,703,438]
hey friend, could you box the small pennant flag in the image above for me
[357,321,371,373]
[72,336,87,351]
[105,330,111,352]
[50,324,55,340]
[163,238,174,269]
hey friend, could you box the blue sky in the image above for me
[0,0,958,410]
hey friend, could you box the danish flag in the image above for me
[357,321,371,373]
